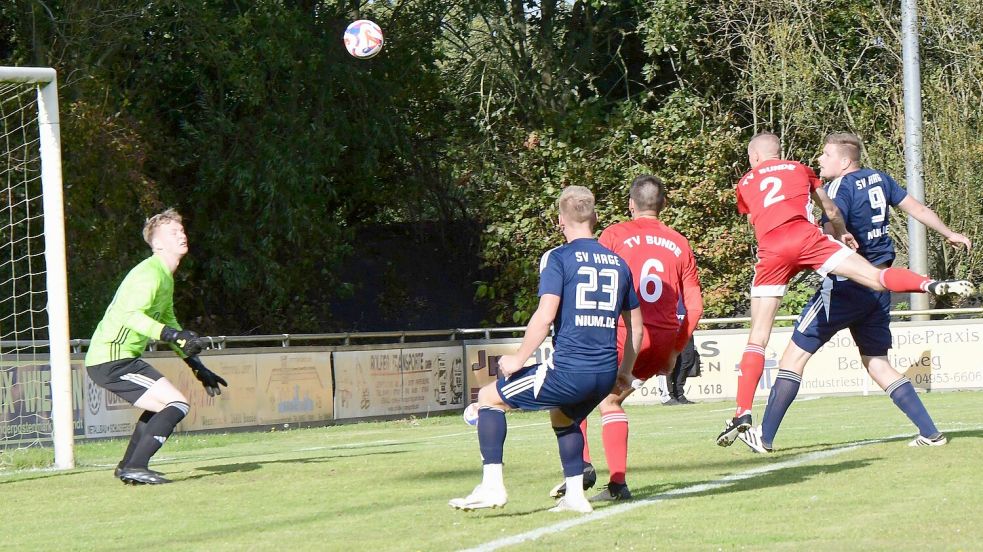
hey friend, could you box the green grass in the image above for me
[2,391,981,551]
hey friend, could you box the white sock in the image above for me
[564,474,585,500]
[482,463,504,490]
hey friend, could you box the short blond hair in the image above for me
[143,208,183,247]
[825,132,862,163]
[557,185,596,224]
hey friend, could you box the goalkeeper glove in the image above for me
[184,356,228,397]
[160,326,203,356]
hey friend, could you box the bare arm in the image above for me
[677,252,704,352]
[812,188,858,249]
[897,196,972,251]
[613,307,644,393]
[497,294,560,377]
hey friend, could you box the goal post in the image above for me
[0,66,73,469]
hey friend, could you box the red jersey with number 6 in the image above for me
[736,159,822,241]
[599,218,702,353]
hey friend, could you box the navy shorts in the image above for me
[496,363,617,422]
[86,358,165,405]
[791,276,892,357]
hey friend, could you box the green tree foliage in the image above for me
[1,0,980,336]
[468,94,750,324]
[3,0,462,334]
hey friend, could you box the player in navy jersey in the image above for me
[738,133,972,453]
[449,185,643,514]
[717,132,974,448]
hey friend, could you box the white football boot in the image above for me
[449,485,508,511]
[737,425,773,453]
[549,495,593,514]
[908,434,947,447]
[927,280,975,297]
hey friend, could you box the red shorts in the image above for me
[617,325,679,379]
[751,220,852,297]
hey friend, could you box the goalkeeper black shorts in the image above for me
[86,358,165,405]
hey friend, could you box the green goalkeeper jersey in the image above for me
[85,255,184,366]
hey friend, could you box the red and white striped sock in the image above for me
[579,418,591,463]
[735,344,765,416]
[600,408,629,485]
[879,267,933,293]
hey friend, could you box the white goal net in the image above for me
[0,67,74,469]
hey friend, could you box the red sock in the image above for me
[879,267,932,293]
[579,418,591,463]
[600,409,629,484]
[736,345,765,415]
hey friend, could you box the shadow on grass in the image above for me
[754,427,983,454]
[0,447,410,485]
[179,449,410,480]
[0,467,106,485]
[146,439,411,473]
[612,427,983,503]
[629,457,875,501]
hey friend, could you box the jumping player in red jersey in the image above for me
[551,175,703,501]
[716,132,974,447]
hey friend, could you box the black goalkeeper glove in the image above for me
[160,326,203,356]
[184,356,228,397]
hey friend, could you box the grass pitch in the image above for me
[2,391,981,551]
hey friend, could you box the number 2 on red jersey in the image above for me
[760,176,785,208]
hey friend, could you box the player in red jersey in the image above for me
[717,132,974,446]
[551,174,703,501]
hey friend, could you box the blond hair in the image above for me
[557,186,595,224]
[825,132,862,163]
[143,208,183,247]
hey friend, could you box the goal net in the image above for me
[0,67,74,469]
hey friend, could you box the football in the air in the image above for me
[344,20,384,59]
[463,403,479,426]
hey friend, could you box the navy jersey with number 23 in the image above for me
[538,238,639,373]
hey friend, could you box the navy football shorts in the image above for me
[496,362,616,422]
[791,276,892,357]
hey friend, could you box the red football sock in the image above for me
[600,409,629,485]
[579,418,591,463]
[735,345,766,416]
[879,267,932,293]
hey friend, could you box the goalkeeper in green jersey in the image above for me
[85,208,227,485]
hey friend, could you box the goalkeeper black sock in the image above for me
[120,410,155,468]
[128,402,189,469]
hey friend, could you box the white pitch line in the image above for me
[460,437,884,552]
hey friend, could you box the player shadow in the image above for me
[0,467,101,485]
[747,427,983,454]
[626,457,875,502]
[632,456,779,473]
[399,467,483,481]
[178,449,409,481]
[146,440,410,472]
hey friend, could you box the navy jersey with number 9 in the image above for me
[538,238,639,373]
[823,168,908,266]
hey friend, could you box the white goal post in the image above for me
[0,66,73,469]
